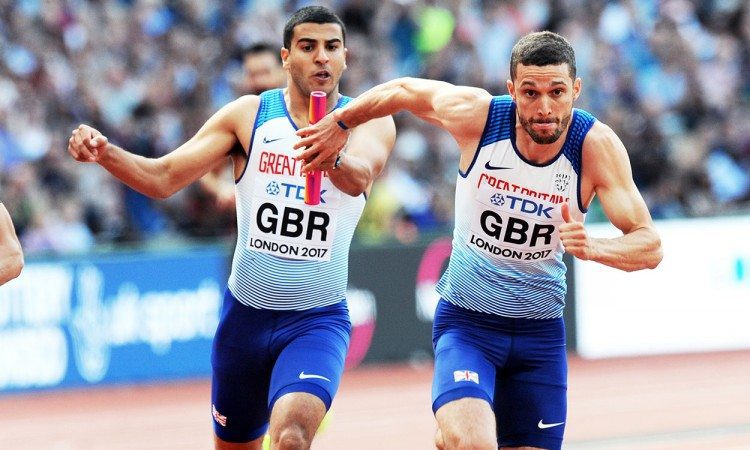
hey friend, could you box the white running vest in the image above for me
[227,89,365,310]
[436,95,596,319]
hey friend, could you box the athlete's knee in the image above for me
[272,424,311,450]
[435,428,446,450]
[439,427,496,450]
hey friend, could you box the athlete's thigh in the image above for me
[432,338,498,448]
[431,300,509,414]
[268,302,351,411]
[432,330,498,413]
[495,318,567,450]
[211,290,275,443]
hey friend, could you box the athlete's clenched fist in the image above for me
[68,124,109,163]
[559,202,592,261]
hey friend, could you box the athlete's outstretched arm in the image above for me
[294,77,491,172]
[0,203,23,285]
[326,115,396,197]
[559,122,662,271]
[68,96,257,199]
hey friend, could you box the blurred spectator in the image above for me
[197,42,287,216]
[0,0,749,255]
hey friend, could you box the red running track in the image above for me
[1,351,749,449]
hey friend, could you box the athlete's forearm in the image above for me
[326,152,372,197]
[98,144,176,199]
[334,78,429,128]
[589,226,662,271]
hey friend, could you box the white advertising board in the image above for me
[575,216,750,358]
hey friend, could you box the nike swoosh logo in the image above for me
[299,371,331,382]
[263,136,284,144]
[537,420,565,429]
[484,161,513,170]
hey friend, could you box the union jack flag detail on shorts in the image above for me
[453,370,479,384]
[212,404,227,427]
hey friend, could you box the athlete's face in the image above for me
[281,23,347,98]
[507,63,581,145]
[243,51,285,95]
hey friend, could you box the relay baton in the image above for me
[304,91,327,205]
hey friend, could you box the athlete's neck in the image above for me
[513,120,571,165]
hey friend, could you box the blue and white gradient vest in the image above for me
[436,95,596,319]
[228,89,364,310]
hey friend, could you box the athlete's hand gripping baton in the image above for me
[304,91,327,205]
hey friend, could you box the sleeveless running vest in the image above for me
[228,89,364,310]
[436,95,596,319]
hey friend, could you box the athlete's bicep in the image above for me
[161,97,257,188]
[587,124,654,234]
[404,83,490,142]
[431,87,492,142]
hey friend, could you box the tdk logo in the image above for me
[265,181,326,203]
[494,194,553,219]
[266,181,280,195]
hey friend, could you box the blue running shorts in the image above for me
[211,289,351,443]
[432,299,567,450]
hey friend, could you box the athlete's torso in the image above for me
[228,89,364,310]
[436,95,596,319]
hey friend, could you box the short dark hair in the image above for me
[510,31,576,80]
[283,6,346,50]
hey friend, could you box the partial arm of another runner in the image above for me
[294,77,491,172]
[198,160,236,210]
[559,122,662,271]
[0,203,23,285]
[68,96,257,199]
[323,115,396,196]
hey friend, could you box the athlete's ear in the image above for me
[343,47,347,71]
[572,77,581,101]
[281,47,290,70]
[506,79,516,101]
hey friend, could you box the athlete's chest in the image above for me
[240,117,351,262]
[457,140,580,262]
[471,140,576,204]
[249,119,303,179]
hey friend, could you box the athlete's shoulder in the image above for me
[583,120,618,147]
[493,94,513,105]
[337,92,354,106]
[476,95,515,147]
[582,120,628,168]
[228,94,262,113]
[488,94,515,116]
[572,105,597,120]
[213,95,260,128]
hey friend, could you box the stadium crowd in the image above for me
[0,0,749,254]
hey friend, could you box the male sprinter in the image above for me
[295,31,662,449]
[68,6,395,450]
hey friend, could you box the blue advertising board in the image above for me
[0,247,228,393]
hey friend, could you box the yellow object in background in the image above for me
[415,6,455,54]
